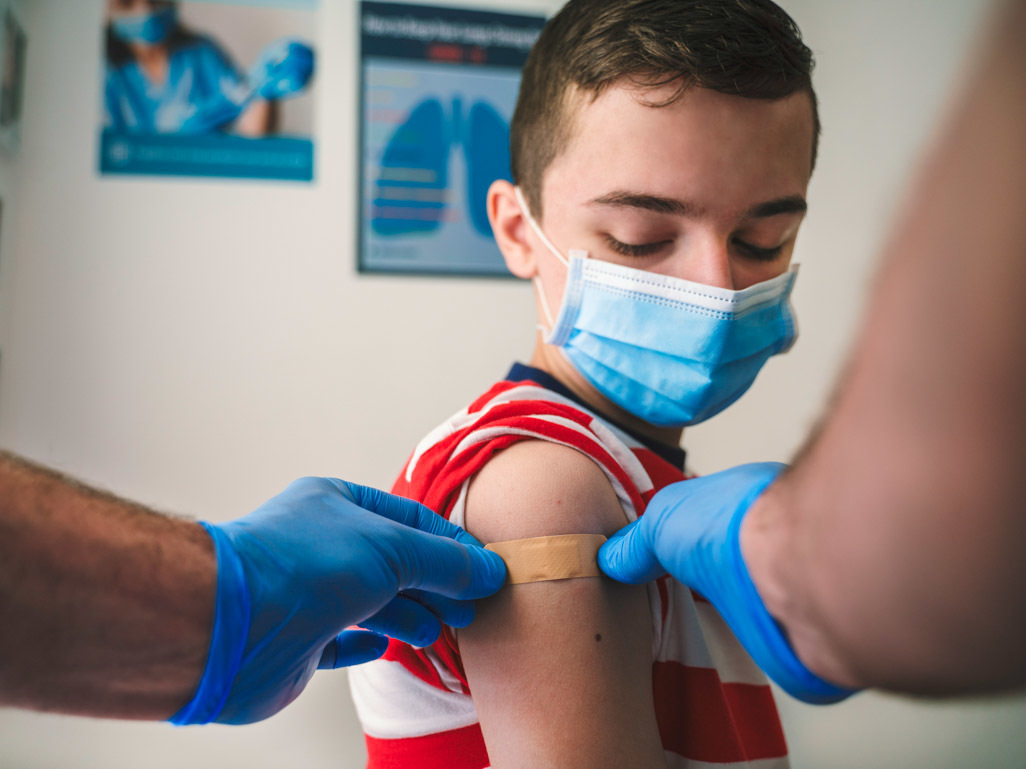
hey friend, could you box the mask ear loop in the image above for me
[514,186,570,335]
[533,279,557,334]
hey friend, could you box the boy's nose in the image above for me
[669,238,735,290]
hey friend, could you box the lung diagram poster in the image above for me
[359,2,545,276]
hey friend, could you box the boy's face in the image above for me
[491,81,815,324]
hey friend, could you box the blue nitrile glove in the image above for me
[598,463,858,705]
[170,478,506,726]
[248,39,314,101]
[175,91,246,134]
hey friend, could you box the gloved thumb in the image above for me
[318,630,389,670]
[598,518,666,584]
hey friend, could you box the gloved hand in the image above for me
[248,39,315,101]
[175,91,246,134]
[170,477,506,726]
[598,463,857,705]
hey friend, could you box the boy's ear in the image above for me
[488,179,537,279]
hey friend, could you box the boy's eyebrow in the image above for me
[588,191,808,219]
[589,191,699,216]
[742,195,808,219]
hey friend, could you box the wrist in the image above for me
[169,522,251,726]
[740,477,861,694]
[738,479,792,636]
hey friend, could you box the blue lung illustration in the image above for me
[372,97,449,237]
[465,100,513,238]
[371,95,512,241]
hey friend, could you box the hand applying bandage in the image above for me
[170,478,506,725]
[599,463,858,704]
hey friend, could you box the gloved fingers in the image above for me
[391,526,507,601]
[358,595,443,648]
[598,519,667,584]
[318,630,389,670]
[327,478,506,598]
[402,589,477,629]
[332,479,482,546]
[252,39,314,99]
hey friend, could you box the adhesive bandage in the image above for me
[485,534,608,584]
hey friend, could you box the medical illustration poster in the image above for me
[0,0,27,154]
[359,2,545,276]
[100,0,317,182]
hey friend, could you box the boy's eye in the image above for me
[733,238,784,261]
[605,235,672,258]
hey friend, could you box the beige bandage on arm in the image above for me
[485,534,608,585]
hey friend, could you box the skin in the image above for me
[741,0,1026,696]
[106,0,275,137]
[0,451,213,718]
[462,443,665,768]
[461,82,815,768]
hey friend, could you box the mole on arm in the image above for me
[595,633,602,642]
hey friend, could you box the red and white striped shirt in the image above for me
[349,367,789,768]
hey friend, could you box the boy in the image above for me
[349,1,817,766]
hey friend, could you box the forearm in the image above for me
[0,451,214,718]
[235,99,276,136]
[743,0,1026,695]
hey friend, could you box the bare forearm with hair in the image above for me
[741,0,1026,695]
[0,451,214,718]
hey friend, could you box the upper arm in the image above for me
[459,441,667,769]
[235,100,275,137]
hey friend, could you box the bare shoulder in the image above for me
[465,439,628,544]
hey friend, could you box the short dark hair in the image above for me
[511,0,819,218]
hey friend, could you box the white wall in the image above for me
[1,1,1024,767]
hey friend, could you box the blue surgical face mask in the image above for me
[112,6,177,46]
[515,187,799,428]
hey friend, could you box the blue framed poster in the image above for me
[100,0,318,182]
[0,0,27,154]
[359,1,545,276]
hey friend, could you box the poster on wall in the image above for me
[0,0,27,154]
[99,0,318,182]
[359,1,545,276]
